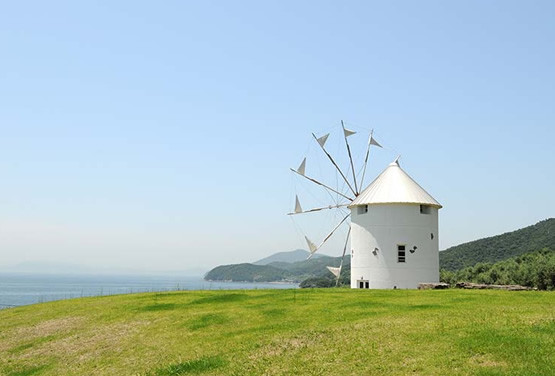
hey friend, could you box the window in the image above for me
[357,280,369,289]
[420,205,431,214]
[397,245,406,263]
[357,205,368,214]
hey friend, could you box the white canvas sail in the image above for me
[369,136,382,148]
[294,195,302,214]
[305,236,318,254]
[317,133,329,147]
[327,266,341,277]
[297,158,306,175]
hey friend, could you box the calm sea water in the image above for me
[0,273,298,308]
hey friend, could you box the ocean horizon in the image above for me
[0,272,298,308]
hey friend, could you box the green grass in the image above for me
[0,289,553,375]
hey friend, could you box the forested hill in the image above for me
[204,263,289,283]
[253,249,321,265]
[440,218,555,271]
[204,254,348,283]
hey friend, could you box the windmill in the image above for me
[288,121,383,286]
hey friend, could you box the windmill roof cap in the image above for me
[349,158,442,208]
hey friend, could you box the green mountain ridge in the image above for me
[252,249,324,265]
[204,263,288,282]
[440,248,554,290]
[439,218,555,271]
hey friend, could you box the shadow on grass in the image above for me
[139,303,180,312]
[7,364,50,376]
[407,304,445,309]
[190,293,248,305]
[8,335,57,354]
[261,308,287,317]
[188,313,228,330]
[153,356,226,375]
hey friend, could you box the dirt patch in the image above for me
[469,354,508,368]
[251,332,325,359]
[13,317,84,339]
[0,317,84,352]
[20,320,150,362]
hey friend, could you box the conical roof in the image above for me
[349,158,442,208]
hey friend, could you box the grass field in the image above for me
[0,289,553,375]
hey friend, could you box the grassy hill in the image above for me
[440,218,555,271]
[0,289,553,375]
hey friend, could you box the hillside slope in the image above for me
[441,248,555,289]
[204,263,288,282]
[440,218,555,271]
[205,254,347,283]
[253,249,317,265]
[0,289,553,375]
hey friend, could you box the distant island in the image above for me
[205,218,555,289]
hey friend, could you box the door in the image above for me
[357,280,369,289]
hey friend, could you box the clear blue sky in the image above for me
[1,1,554,272]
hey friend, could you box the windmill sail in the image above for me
[294,195,302,213]
[305,236,318,254]
[341,120,358,194]
[369,136,382,148]
[360,131,382,189]
[327,266,341,277]
[316,133,329,147]
[297,158,306,175]
[313,132,357,196]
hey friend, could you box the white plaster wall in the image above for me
[350,204,439,289]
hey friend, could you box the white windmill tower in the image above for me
[290,122,442,289]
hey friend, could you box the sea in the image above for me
[0,273,298,309]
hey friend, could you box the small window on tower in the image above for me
[357,205,368,214]
[397,245,406,263]
[420,205,431,214]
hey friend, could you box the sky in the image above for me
[0,1,554,273]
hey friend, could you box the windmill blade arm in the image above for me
[287,204,349,216]
[290,168,354,201]
[311,133,357,196]
[340,227,351,260]
[359,130,373,189]
[341,120,359,194]
[307,213,350,259]
[334,227,351,286]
